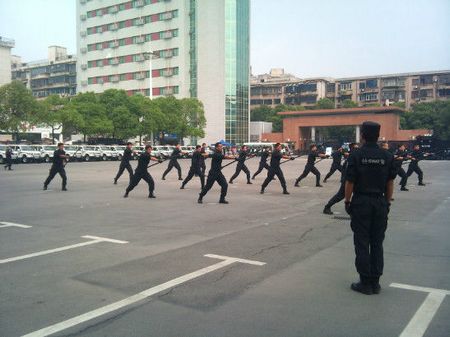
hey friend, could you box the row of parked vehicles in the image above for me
[0,144,199,164]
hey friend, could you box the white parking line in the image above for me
[0,235,128,265]
[22,254,265,337]
[390,283,450,337]
[0,222,32,229]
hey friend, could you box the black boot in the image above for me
[418,182,426,186]
[123,191,129,198]
[62,187,68,191]
[113,179,117,185]
[219,198,229,204]
[316,184,323,188]
[283,189,289,195]
[148,193,156,198]
[323,206,333,215]
[229,180,233,184]
[197,195,203,204]
[180,184,185,189]
[351,277,373,295]
[247,181,252,184]
[260,189,264,194]
[400,186,409,191]
[43,185,48,191]
[371,277,381,294]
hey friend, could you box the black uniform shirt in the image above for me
[122,148,133,163]
[200,147,206,165]
[210,151,224,173]
[410,149,423,163]
[346,143,397,195]
[6,148,12,158]
[394,149,407,168]
[340,157,349,183]
[170,148,181,161]
[332,151,342,165]
[270,150,282,168]
[307,151,318,166]
[260,150,269,163]
[52,149,66,168]
[191,151,202,169]
[136,152,151,172]
[236,150,248,164]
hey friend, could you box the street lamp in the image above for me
[143,51,158,145]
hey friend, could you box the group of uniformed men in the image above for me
[4,121,430,295]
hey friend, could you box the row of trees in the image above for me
[0,81,206,143]
[251,98,450,140]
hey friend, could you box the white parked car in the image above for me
[0,144,18,164]
[64,145,79,161]
[10,144,42,163]
[94,145,120,161]
[181,146,195,158]
[75,145,102,162]
[112,146,127,161]
[152,145,172,158]
[34,145,57,163]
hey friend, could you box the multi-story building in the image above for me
[11,46,77,98]
[251,69,450,110]
[0,36,15,86]
[76,0,250,144]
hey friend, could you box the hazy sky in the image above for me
[1,0,449,78]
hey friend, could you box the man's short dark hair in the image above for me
[215,142,221,147]
[310,144,316,150]
[202,143,206,146]
[57,143,64,147]
[127,142,132,146]
[145,145,152,150]
[196,145,201,149]
[274,143,281,148]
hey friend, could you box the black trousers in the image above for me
[126,170,154,194]
[44,166,67,189]
[406,164,423,183]
[183,167,205,189]
[252,162,270,179]
[397,167,408,187]
[350,195,388,280]
[163,160,182,179]
[324,164,342,181]
[261,167,287,191]
[296,164,321,186]
[230,163,251,182]
[199,172,228,200]
[325,183,345,208]
[201,162,206,176]
[114,162,133,182]
[4,157,12,170]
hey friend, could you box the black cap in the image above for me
[361,121,380,139]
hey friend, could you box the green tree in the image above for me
[129,94,166,144]
[315,98,335,109]
[341,99,358,108]
[177,98,206,139]
[35,95,67,143]
[0,80,38,140]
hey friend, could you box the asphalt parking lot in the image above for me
[1,158,449,337]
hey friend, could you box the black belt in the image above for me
[354,192,384,197]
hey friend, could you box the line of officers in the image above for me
[40,123,427,295]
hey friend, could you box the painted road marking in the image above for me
[22,254,265,337]
[0,235,128,265]
[0,222,32,229]
[390,283,450,337]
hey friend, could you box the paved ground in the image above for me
[0,158,449,337]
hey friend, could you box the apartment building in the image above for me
[76,0,250,144]
[0,36,15,86]
[251,69,450,109]
[11,46,77,98]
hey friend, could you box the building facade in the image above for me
[11,46,77,99]
[0,36,15,86]
[251,69,450,110]
[76,0,250,144]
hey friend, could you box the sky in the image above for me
[0,0,449,78]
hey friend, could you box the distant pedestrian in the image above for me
[4,145,13,171]
[43,143,68,191]
[114,142,134,184]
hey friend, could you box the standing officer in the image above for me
[294,144,327,187]
[323,147,344,182]
[200,142,208,175]
[198,142,235,204]
[407,144,426,186]
[114,142,134,184]
[162,143,183,180]
[124,145,161,198]
[181,145,205,190]
[4,145,13,171]
[344,121,397,295]
[252,147,271,180]
[229,145,253,185]
[43,143,68,191]
[323,143,358,215]
[261,143,293,195]
[394,144,409,191]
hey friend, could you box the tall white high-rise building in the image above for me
[0,36,15,86]
[76,0,250,144]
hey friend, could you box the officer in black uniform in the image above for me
[323,143,358,215]
[394,144,409,191]
[124,145,160,198]
[294,144,326,187]
[114,142,134,184]
[261,143,293,195]
[198,142,235,204]
[181,145,205,190]
[323,147,343,182]
[200,143,207,175]
[4,145,13,171]
[162,143,183,180]
[407,144,426,186]
[229,145,253,184]
[252,147,271,180]
[345,121,397,295]
[43,143,68,191]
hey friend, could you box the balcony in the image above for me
[135,54,145,62]
[136,18,145,26]
[136,36,145,44]
[110,23,119,31]
[111,40,119,48]
[111,58,119,66]
[136,72,146,80]
[162,69,174,77]
[135,0,145,7]
[110,6,119,14]
[111,76,120,83]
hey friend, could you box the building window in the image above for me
[359,93,378,101]
[338,82,352,91]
